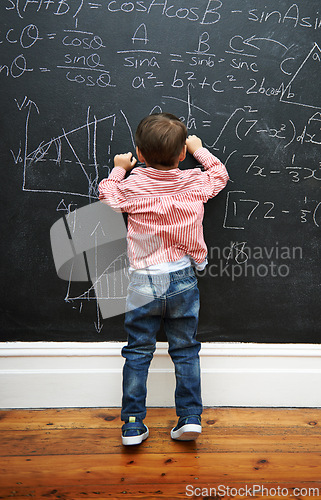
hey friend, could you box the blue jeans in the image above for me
[121,266,202,422]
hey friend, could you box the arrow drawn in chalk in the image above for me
[243,35,289,51]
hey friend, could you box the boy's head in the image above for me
[135,113,187,168]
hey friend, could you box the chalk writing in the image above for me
[223,191,321,230]
[6,0,84,19]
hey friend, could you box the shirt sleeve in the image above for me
[193,147,229,201]
[98,167,129,212]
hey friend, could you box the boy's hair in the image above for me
[135,113,187,167]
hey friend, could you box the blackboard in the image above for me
[1,0,321,342]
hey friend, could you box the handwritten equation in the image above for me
[223,191,321,230]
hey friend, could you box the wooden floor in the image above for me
[0,408,321,500]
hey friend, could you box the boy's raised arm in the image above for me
[98,153,136,211]
[186,135,229,200]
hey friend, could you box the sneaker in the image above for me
[170,415,201,441]
[121,416,149,446]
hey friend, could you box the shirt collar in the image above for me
[136,166,181,179]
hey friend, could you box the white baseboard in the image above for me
[1,342,321,409]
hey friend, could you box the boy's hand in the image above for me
[186,135,203,155]
[114,152,137,171]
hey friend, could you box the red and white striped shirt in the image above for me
[98,148,229,269]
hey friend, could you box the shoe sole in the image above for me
[171,424,201,441]
[122,427,149,446]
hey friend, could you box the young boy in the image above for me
[99,113,229,445]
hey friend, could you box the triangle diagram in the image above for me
[280,43,321,110]
[23,111,116,198]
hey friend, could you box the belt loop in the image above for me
[147,272,158,299]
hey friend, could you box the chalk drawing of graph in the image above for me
[66,253,128,301]
[65,252,129,323]
[22,108,134,199]
[281,42,321,110]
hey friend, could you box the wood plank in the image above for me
[1,452,321,488]
[0,408,122,431]
[0,408,321,431]
[1,428,321,457]
[1,483,321,500]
